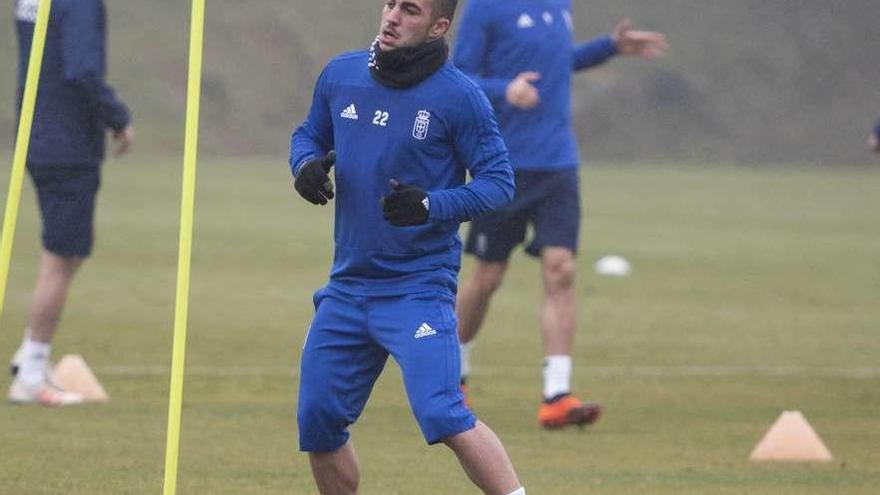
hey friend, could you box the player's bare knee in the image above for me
[474,262,506,295]
[475,271,503,295]
[542,255,576,293]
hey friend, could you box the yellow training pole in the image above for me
[162,0,205,494]
[0,0,53,319]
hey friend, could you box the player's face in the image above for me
[378,0,448,50]
[871,133,880,153]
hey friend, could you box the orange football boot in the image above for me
[538,394,601,429]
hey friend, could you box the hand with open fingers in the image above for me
[505,71,541,110]
[611,19,669,59]
[381,179,429,226]
[294,151,336,205]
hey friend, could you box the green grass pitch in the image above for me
[1,158,878,494]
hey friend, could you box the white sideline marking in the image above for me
[94,365,880,379]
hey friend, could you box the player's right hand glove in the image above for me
[294,151,336,205]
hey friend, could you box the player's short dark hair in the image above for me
[432,0,458,21]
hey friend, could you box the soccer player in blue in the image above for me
[290,1,526,494]
[8,0,134,406]
[453,1,667,429]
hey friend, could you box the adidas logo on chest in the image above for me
[340,104,359,120]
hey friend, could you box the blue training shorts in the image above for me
[27,163,101,258]
[297,286,475,452]
[465,169,581,262]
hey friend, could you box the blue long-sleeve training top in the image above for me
[290,50,515,297]
[454,0,617,171]
[15,0,130,165]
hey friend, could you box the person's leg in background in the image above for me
[9,164,100,406]
[456,259,507,381]
[529,170,601,428]
[9,251,85,405]
[457,187,530,401]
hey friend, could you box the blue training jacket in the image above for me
[454,0,617,171]
[14,0,130,165]
[290,49,515,296]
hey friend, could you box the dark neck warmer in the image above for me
[368,37,449,89]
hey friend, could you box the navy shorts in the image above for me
[298,286,475,452]
[465,169,581,261]
[27,163,101,258]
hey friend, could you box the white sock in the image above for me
[459,341,473,380]
[14,327,31,352]
[542,355,572,400]
[18,338,51,387]
[506,488,526,495]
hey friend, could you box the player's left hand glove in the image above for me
[382,179,430,226]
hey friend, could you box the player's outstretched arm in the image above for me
[572,19,668,72]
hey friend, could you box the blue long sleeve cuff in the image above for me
[470,77,509,104]
[573,35,618,72]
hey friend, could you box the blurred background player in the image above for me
[869,118,880,154]
[8,0,134,406]
[290,0,527,493]
[453,0,667,428]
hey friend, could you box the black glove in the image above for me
[382,179,430,226]
[294,151,336,205]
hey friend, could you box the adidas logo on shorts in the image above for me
[414,323,437,339]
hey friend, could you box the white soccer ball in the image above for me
[594,255,632,277]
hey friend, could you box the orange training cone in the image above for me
[750,411,832,462]
[52,354,110,402]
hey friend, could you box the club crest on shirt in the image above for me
[412,110,431,140]
[15,0,39,22]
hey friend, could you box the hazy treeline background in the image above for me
[1,0,878,165]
